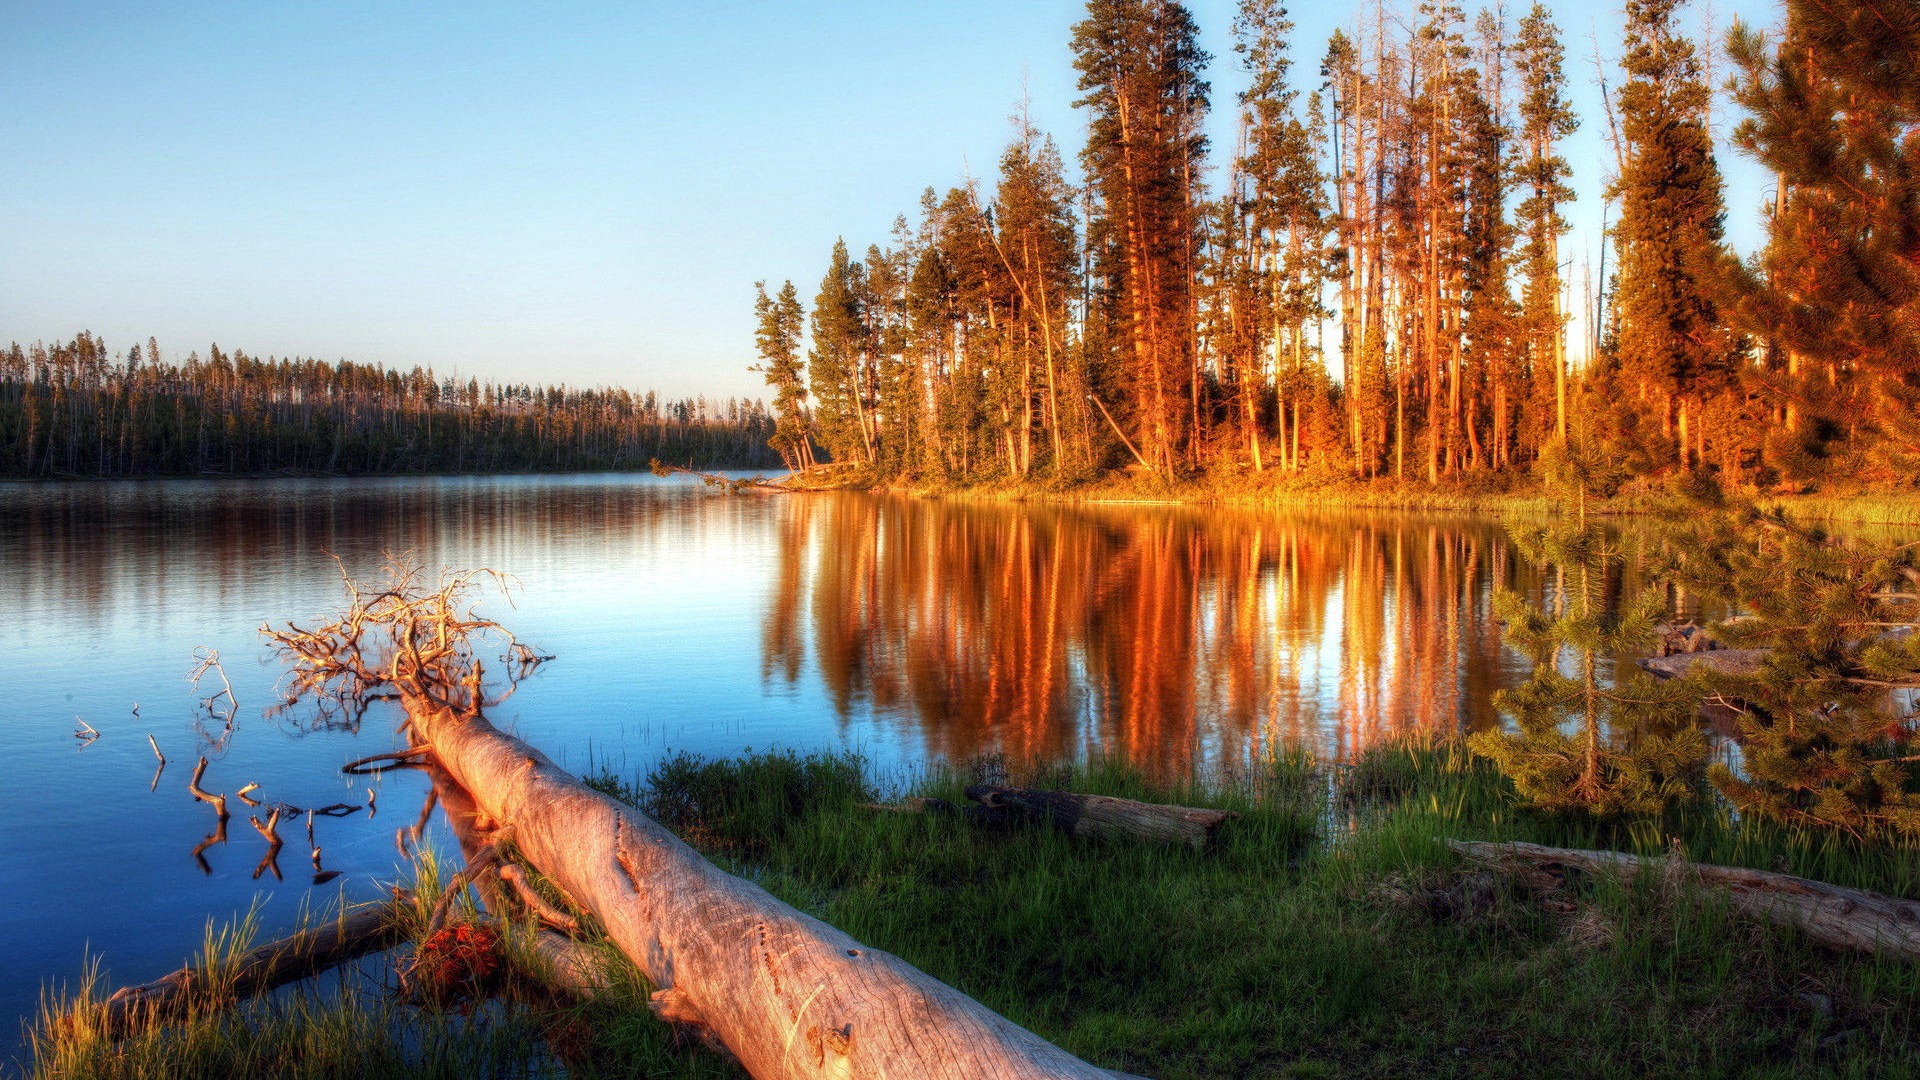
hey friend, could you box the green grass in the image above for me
[848,465,1920,526]
[25,853,740,1080]
[36,746,1920,1078]
[589,746,1920,1079]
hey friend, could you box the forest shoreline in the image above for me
[803,468,1920,527]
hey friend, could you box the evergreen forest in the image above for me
[0,333,779,478]
[754,0,1920,496]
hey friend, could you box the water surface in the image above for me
[3,474,1642,1059]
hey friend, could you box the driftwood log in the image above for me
[962,786,1233,850]
[865,789,1233,850]
[409,700,1140,1079]
[1639,649,1771,680]
[1449,839,1920,960]
[101,897,407,1034]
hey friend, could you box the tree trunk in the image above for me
[962,785,1233,850]
[103,898,406,1034]
[407,700,1135,1079]
[1449,839,1920,961]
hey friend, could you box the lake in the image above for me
[3,473,1648,1060]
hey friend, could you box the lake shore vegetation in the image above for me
[35,745,1920,1079]
[752,0,1920,518]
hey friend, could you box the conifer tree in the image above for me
[1723,1,1920,481]
[1230,0,1331,473]
[1470,521,1707,816]
[1072,0,1211,476]
[991,117,1082,477]
[1511,3,1576,465]
[753,280,814,471]
[1611,0,1730,470]
[809,239,878,467]
[1655,500,1920,836]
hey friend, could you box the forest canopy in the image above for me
[754,0,1920,494]
[0,333,779,478]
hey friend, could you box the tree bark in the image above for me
[407,700,1136,1079]
[962,785,1233,850]
[1449,839,1920,960]
[102,898,406,1034]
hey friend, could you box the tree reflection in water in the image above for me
[762,495,1661,777]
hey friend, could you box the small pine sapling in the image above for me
[1471,521,1708,815]
[1655,501,1920,836]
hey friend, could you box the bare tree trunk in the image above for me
[407,701,1134,1079]
[1450,839,1920,961]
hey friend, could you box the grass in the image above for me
[33,745,1920,1078]
[831,463,1920,526]
[23,852,740,1080]
[588,746,1920,1079]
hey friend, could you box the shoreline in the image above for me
[5,465,1913,527]
[797,468,1920,527]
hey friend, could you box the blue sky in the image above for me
[2,0,1782,402]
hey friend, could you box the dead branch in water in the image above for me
[188,757,228,822]
[265,554,543,723]
[341,746,433,775]
[99,896,408,1036]
[648,458,793,494]
[190,818,227,875]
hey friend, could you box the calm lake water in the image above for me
[4,473,1660,1059]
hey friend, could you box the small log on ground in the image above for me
[102,897,406,1034]
[963,785,1234,850]
[413,701,1138,1079]
[1639,648,1771,680]
[1448,839,1920,961]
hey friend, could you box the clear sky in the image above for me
[1,0,1783,402]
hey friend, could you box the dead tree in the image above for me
[268,558,1139,1079]
[1450,839,1920,961]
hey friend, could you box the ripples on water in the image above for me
[0,473,1679,1052]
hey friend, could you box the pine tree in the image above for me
[1512,3,1576,466]
[1470,521,1707,816]
[809,239,877,467]
[753,280,813,471]
[1230,0,1331,474]
[1611,0,1730,471]
[1071,0,1211,477]
[991,117,1082,477]
[1655,499,1920,836]
[1723,2,1920,482]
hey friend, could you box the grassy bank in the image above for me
[806,466,1920,527]
[31,746,1920,1078]
[588,746,1920,1079]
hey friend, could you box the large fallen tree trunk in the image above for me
[410,700,1138,1078]
[270,563,1143,1079]
[1449,839,1920,960]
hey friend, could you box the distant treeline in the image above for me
[754,0,1920,494]
[0,333,779,478]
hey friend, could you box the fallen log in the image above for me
[1639,648,1771,680]
[963,785,1234,850]
[270,563,1143,1078]
[1448,839,1920,961]
[101,897,407,1034]
[413,700,1139,1079]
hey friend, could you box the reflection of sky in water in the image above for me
[0,474,1709,1052]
